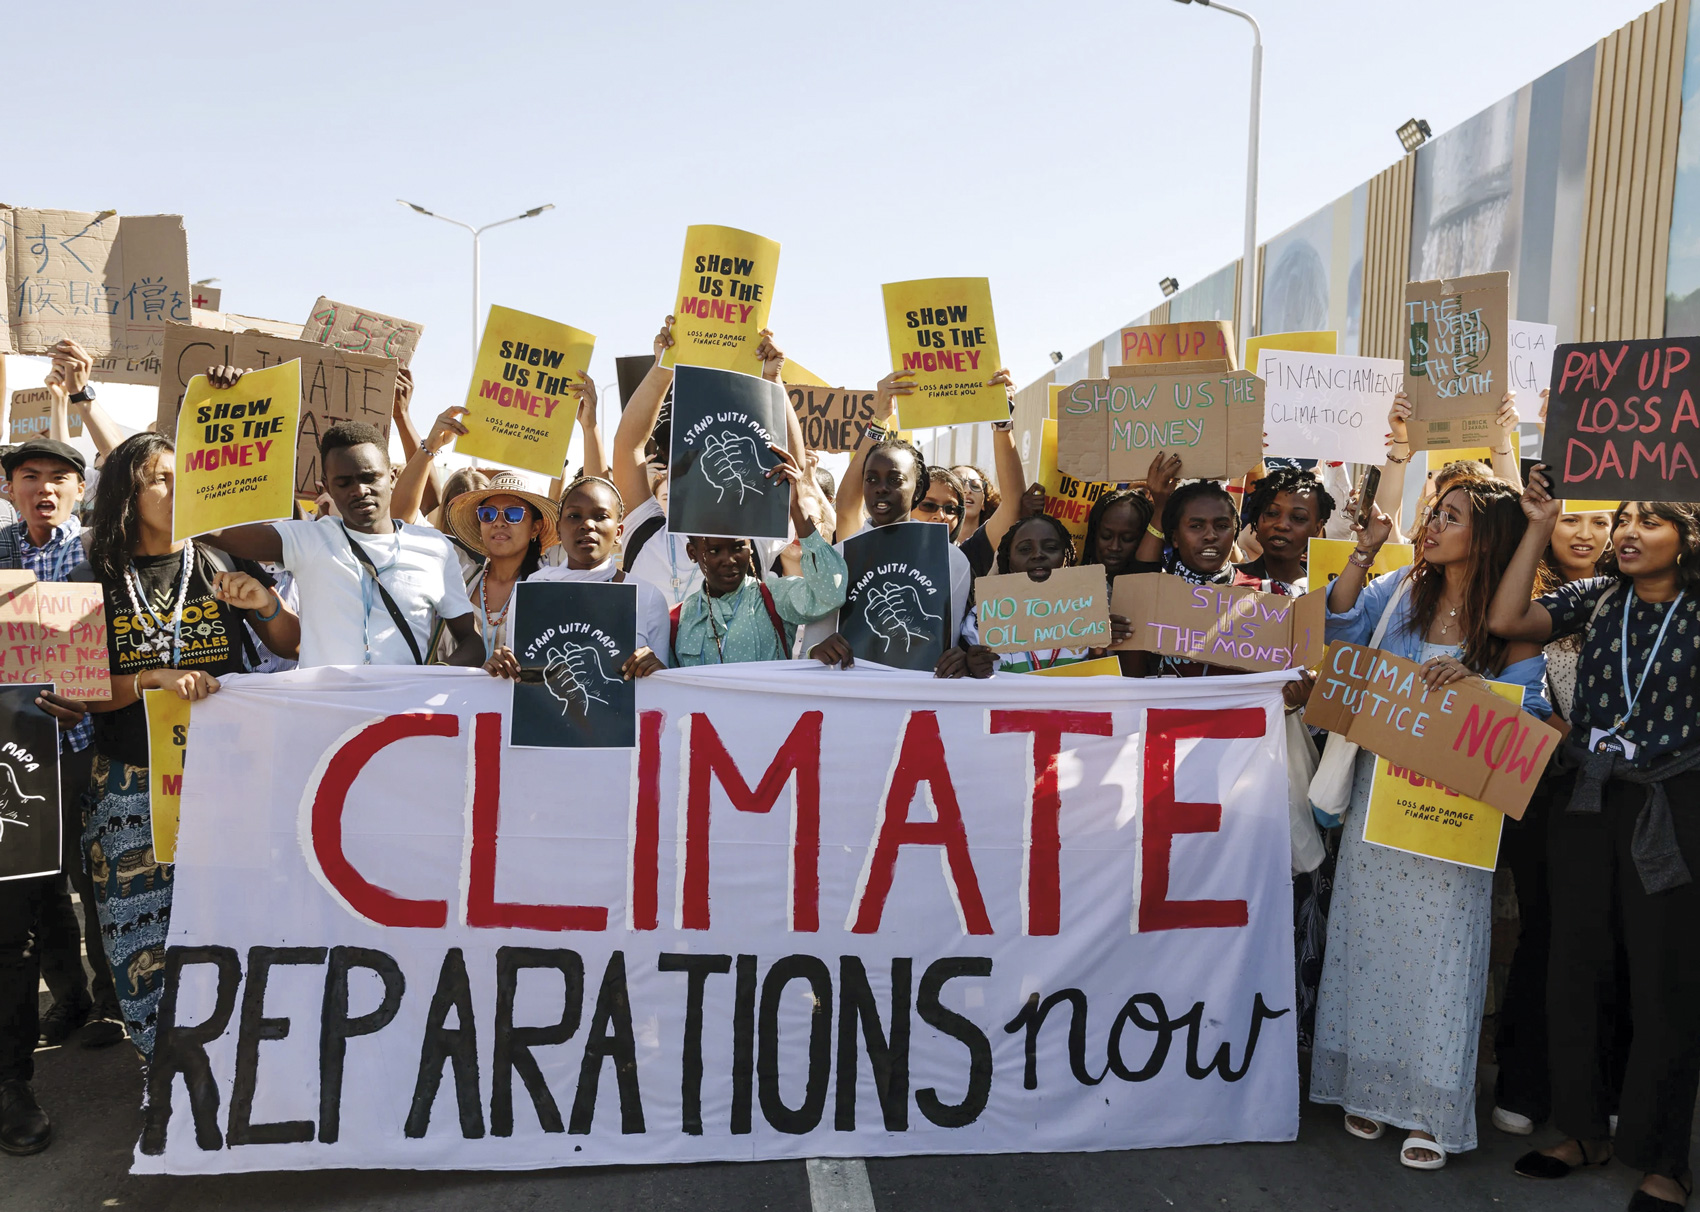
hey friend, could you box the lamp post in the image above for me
[396,201,555,362]
[1172,0,1261,360]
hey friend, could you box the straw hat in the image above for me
[446,471,559,555]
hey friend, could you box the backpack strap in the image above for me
[669,602,683,664]
[1586,581,1623,629]
[621,514,668,573]
[341,523,425,666]
[757,583,788,651]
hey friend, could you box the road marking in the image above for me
[806,1157,876,1212]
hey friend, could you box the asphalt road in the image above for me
[3,1029,1676,1212]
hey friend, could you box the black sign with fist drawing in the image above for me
[839,522,952,672]
[0,683,62,882]
[667,363,791,541]
[509,582,637,749]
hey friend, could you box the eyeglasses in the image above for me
[476,505,530,525]
[959,478,984,493]
[915,500,962,518]
[1424,510,1464,533]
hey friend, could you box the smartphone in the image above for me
[1355,467,1381,528]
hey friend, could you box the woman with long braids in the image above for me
[77,432,300,1056]
[1310,476,1549,1171]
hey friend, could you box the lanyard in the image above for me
[350,524,402,665]
[1605,587,1686,735]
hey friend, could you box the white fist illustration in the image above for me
[542,642,617,716]
[699,431,768,504]
[864,582,940,652]
[0,764,43,847]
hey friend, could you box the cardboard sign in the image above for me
[0,573,110,700]
[144,688,190,864]
[458,306,594,477]
[974,565,1111,654]
[1119,320,1237,369]
[1054,366,1264,483]
[1259,351,1401,465]
[0,209,190,384]
[7,387,81,443]
[509,581,637,749]
[882,278,1006,429]
[303,297,424,367]
[1305,641,1559,819]
[1306,538,1414,587]
[1541,337,1700,501]
[1037,418,1116,559]
[1403,272,1509,450]
[1110,574,1325,673]
[155,321,395,496]
[788,384,877,453]
[1509,320,1558,422]
[661,225,780,377]
[0,683,61,881]
[173,360,301,540]
[615,355,655,409]
[839,521,952,672]
[1245,330,1336,375]
[667,365,790,541]
[189,284,221,311]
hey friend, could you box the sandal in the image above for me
[1515,1139,1611,1179]
[1628,1171,1694,1211]
[1343,1113,1384,1141]
[1400,1135,1446,1171]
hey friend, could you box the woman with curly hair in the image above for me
[1237,465,1335,593]
[987,513,1130,674]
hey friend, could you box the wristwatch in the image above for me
[69,384,96,404]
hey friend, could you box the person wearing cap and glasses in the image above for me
[441,472,559,658]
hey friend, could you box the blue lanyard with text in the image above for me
[1605,587,1686,736]
[350,523,402,665]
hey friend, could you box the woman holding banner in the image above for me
[77,432,301,1058]
[1489,473,1700,1211]
[1310,477,1548,1169]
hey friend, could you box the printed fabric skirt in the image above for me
[81,757,172,1059]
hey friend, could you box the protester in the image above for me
[442,472,559,657]
[952,462,997,538]
[670,447,846,666]
[1235,465,1335,593]
[1487,472,1700,1210]
[1081,488,1156,577]
[1373,391,1520,539]
[1311,477,1548,1169]
[917,467,968,538]
[483,475,669,681]
[76,431,300,1058]
[991,513,1130,673]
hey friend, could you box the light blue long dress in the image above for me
[1308,567,1550,1154]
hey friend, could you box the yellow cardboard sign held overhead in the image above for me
[173,359,301,541]
[882,277,1006,429]
[458,306,595,477]
[145,688,190,864]
[1245,330,1336,375]
[661,225,781,377]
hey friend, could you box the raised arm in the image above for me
[1489,393,1522,488]
[1375,391,1413,542]
[49,339,125,461]
[1135,452,1184,565]
[47,381,71,444]
[199,523,284,563]
[611,318,676,509]
[390,368,443,518]
[1487,464,1559,643]
[974,369,1031,550]
[835,370,911,534]
[392,406,467,525]
[1326,500,1394,615]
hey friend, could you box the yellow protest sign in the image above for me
[1563,499,1621,513]
[173,359,301,541]
[1245,330,1336,375]
[144,688,190,864]
[1038,418,1117,559]
[661,225,781,376]
[1361,681,1521,870]
[458,306,595,478]
[882,277,1005,429]
[1306,538,1414,587]
[780,358,831,388]
[1024,656,1123,677]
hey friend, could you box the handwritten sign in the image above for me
[1037,417,1116,559]
[144,689,190,864]
[1109,573,1324,673]
[457,306,594,477]
[1260,351,1401,465]
[0,209,190,385]
[974,566,1110,654]
[1541,336,1700,502]
[788,385,877,453]
[1306,538,1414,587]
[661,225,780,377]
[303,297,424,367]
[1119,320,1237,369]
[173,360,301,540]
[1054,366,1264,483]
[1403,272,1509,451]
[882,277,1006,429]
[1304,641,1558,819]
[1509,320,1558,422]
[7,388,80,444]
[0,572,109,701]
[155,322,395,496]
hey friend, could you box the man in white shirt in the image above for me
[203,407,482,667]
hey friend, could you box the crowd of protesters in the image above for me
[0,322,1696,1212]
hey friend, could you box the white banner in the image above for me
[1260,350,1402,464]
[134,664,1298,1174]
[1509,320,1559,422]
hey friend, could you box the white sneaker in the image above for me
[1492,1106,1534,1135]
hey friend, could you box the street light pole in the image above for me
[1173,0,1261,361]
[397,201,556,362]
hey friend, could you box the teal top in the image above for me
[673,531,848,666]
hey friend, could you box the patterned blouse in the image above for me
[1540,575,1700,763]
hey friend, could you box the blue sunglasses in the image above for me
[476,505,531,524]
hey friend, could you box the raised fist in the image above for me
[864,582,940,652]
[542,642,618,717]
[699,431,768,504]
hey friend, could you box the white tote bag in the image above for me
[1305,579,1408,825]
[1286,711,1326,873]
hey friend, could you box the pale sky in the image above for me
[1,0,1666,447]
